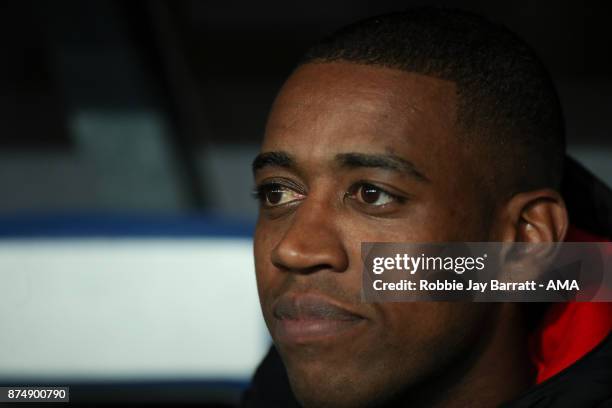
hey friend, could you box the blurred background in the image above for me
[0,0,610,406]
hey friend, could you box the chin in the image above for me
[284,359,390,408]
[289,375,362,408]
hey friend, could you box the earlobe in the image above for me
[499,189,569,243]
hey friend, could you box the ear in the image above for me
[491,189,569,284]
[493,189,569,243]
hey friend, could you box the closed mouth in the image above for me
[272,293,366,344]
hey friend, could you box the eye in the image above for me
[253,182,305,207]
[347,183,398,206]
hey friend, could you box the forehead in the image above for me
[262,62,461,178]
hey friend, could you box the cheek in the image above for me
[377,302,491,364]
[253,222,276,299]
[337,206,461,245]
[358,302,491,392]
[253,217,297,310]
[382,303,470,335]
[253,222,284,335]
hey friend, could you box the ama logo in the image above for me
[546,280,580,291]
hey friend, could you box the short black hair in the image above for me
[299,7,566,197]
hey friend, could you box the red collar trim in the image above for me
[529,225,612,384]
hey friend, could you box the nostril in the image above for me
[271,235,349,274]
[271,243,316,272]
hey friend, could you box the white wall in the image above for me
[0,238,268,382]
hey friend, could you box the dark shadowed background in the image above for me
[1,0,611,216]
[0,0,610,406]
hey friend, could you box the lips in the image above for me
[272,293,366,344]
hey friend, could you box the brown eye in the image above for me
[266,188,283,205]
[349,183,395,206]
[360,184,382,204]
[256,183,305,207]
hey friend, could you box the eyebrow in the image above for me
[252,150,429,182]
[336,152,429,182]
[252,151,295,173]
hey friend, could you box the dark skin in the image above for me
[253,62,568,408]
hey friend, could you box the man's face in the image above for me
[253,62,497,407]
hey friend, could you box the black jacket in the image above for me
[242,157,612,408]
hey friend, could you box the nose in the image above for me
[270,198,349,274]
